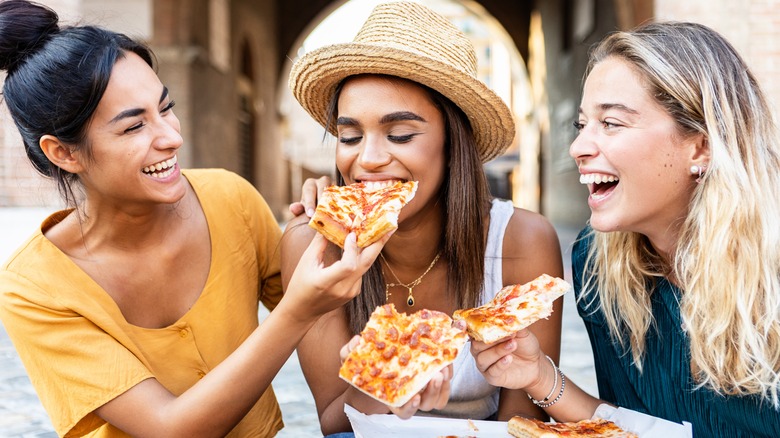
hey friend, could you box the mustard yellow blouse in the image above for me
[0,169,284,437]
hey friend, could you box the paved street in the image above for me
[0,207,596,437]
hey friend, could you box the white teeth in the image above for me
[363,180,398,192]
[149,167,176,179]
[143,155,178,175]
[579,173,618,185]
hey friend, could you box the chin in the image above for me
[588,215,621,234]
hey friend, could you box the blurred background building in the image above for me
[1,0,778,232]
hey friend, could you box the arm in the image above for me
[95,230,389,437]
[281,216,389,434]
[496,209,564,421]
[472,329,605,423]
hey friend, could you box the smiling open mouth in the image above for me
[142,155,178,178]
[580,173,619,199]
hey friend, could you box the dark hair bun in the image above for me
[0,0,59,72]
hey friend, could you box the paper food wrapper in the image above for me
[593,404,693,437]
[345,404,511,438]
[345,403,693,437]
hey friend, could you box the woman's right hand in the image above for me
[284,231,390,320]
[289,175,332,217]
[470,329,547,390]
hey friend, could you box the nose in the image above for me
[153,113,183,151]
[569,125,598,165]
[357,134,391,169]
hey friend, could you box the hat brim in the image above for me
[289,43,516,163]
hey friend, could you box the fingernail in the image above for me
[306,208,314,217]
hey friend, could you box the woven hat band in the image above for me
[353,4,478,78]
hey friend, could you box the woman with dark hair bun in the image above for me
[0,1,388,436]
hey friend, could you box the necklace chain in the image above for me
[380,251,441,307]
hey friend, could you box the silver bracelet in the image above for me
[528,355,566,408]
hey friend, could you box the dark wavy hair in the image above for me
[0,0,155,205]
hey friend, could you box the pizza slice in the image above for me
[308,181,417,248]
[453,274,570,344]
[339,303,468,407]
[508,416,638,438]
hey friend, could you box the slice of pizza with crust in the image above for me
[339,303,468,407]
[508,416,638,438]
[453,274,570,344]
[308,181,417,248]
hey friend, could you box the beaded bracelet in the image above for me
[528,355,566,408]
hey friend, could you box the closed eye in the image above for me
[388,134,415,143]
[162,100,176,113]
[125,122,144,133]
[340,136,362,145]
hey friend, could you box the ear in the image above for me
[39,135,85,174]
[688,133,710,168]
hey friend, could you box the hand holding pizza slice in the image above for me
[338,303,468,408]
[453,274,571,344]
[308,181,418,248]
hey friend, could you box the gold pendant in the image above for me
[406,287,415,307]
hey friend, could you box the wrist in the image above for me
[524,355,556,397]
[525,355,565,408]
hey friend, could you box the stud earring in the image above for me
[690,164,707,183]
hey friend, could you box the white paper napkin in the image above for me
[593,404,693,437]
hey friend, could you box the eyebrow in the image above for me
[579,103,640,116]
[336,111,427,127]
[108,86,170,124]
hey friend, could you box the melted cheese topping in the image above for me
[339,304,467,407]
[453,274,571,344]
[312,181,417,247]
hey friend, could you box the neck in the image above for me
[76,195,190,251]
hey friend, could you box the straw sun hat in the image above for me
[288,1,516,163]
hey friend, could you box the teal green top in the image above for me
[573,227,779,437]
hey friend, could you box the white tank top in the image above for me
[422,198,514,420]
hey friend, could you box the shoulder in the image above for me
[184,168,272,222]
[183,168,256,197]
[504,207,560,252]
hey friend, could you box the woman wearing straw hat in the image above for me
[282,2,564,434]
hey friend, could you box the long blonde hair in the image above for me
[581,21,780,406]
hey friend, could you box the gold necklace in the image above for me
[380,251,441,307]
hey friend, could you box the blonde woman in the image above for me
[472,21,780,436]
